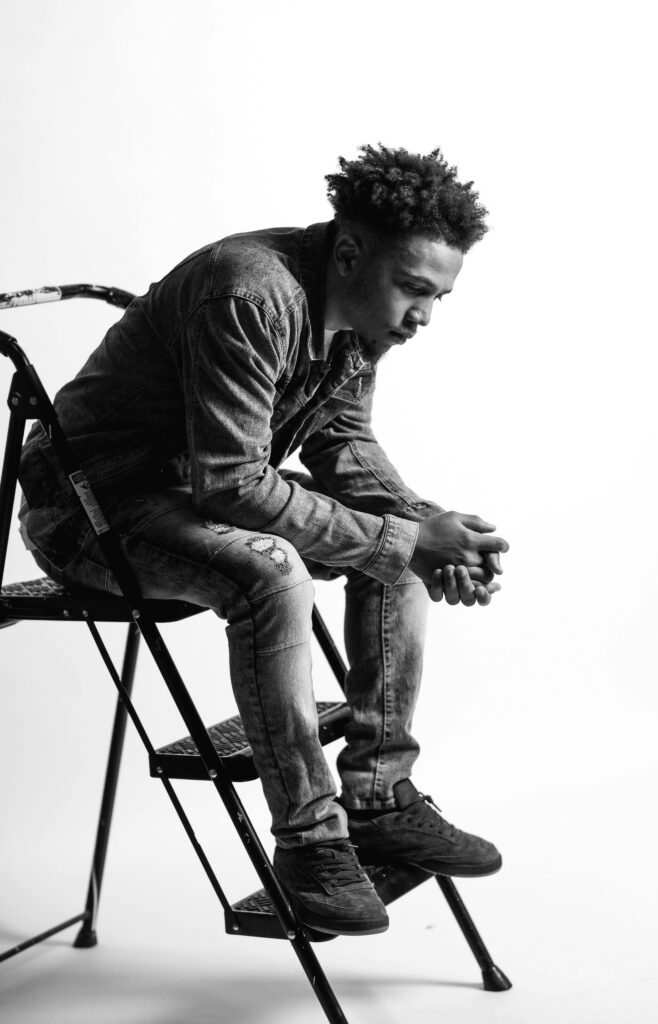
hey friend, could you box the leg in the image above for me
[304,557,501,877]
[280,469,429,808]
[57,488,348,849]
[54,486,387,937]
[336,565,429,809]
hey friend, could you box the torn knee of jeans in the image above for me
[203,521,235,536]
[246,535,293,575]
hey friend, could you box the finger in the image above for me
[472,533,510,554]
[485,581,501,595]
[443,565,460,605]
[428,568,444,603]
[485,551,504,575]
[466,565,494,584]
[475,585,492,606]
[456,565,476,607]
[458,513,497,533]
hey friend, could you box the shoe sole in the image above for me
[360,853,503,878]
[284,892,389,936]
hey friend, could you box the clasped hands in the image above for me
[409,510,510,607]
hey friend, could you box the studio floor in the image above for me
[1,771,656,1024]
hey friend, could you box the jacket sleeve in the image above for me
[299,370,445,523]
[180,295,418,584]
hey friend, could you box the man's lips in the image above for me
[390,329,416,341]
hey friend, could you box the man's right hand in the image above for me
[429,565,501,606]
[409,511,509,590]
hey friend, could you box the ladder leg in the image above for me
[213,775,350,1023]
[85,620,351,1021]
[435,875,512,991]
[74,622,141,948]
[286,927,350,1024]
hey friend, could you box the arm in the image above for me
[299,372,445,523]
[299,370,509,602]
[180,296,418,584]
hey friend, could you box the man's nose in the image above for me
[406,304,431,328]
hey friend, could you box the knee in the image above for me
[240,535,314,652]
[236,532,313,601]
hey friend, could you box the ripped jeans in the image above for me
[23,477,429,849]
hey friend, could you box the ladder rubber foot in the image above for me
[481,964,512,991]
[73,927,98,949]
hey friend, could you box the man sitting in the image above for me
[19,143,509,936]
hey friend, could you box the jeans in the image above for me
[27,478,429,849]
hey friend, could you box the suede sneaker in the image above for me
[273,839,389,935]
[346,779,502,877]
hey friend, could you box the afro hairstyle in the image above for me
[325,143,488,253]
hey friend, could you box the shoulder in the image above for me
[209,227,306,320]
[140,224,329,344]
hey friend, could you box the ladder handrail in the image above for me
[0,283,136,587]
[0,283,135,311]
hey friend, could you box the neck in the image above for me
[324,256,351,333]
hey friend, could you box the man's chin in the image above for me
[359,337,394,362]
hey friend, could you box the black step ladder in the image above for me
[0,283,511,1022]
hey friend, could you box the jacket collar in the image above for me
[299,219,335,362]
[299,219,371,373]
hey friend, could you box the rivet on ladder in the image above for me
[29,396,38,406]
[209,769,217,779]
[287,930,296,940]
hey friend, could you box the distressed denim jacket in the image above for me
[19,221,443,585]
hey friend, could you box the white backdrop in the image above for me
[1,3,657,1023]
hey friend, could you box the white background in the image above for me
[1,2,656,1022]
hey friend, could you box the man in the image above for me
[18,144,509,937]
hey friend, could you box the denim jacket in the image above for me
[19,221,443,585]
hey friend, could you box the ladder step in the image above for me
[150,700,351,782]
[226,862,433,941]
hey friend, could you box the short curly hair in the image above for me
[325,143,488,253]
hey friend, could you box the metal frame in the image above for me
[0,284,511,1020]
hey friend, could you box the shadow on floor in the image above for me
[0,932,486,1024]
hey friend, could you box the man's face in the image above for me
[339,231,464,359]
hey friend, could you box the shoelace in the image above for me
[307,842,369,886]
[405,793,457,840]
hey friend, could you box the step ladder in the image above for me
[0,283,511,1022]
[148,691,511,987]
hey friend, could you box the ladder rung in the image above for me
[150,701,351,782]
[226,862,433,940]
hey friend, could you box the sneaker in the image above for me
[346,779,502,877]
[273,839,389,935]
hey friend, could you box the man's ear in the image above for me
[333,227,364,277]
